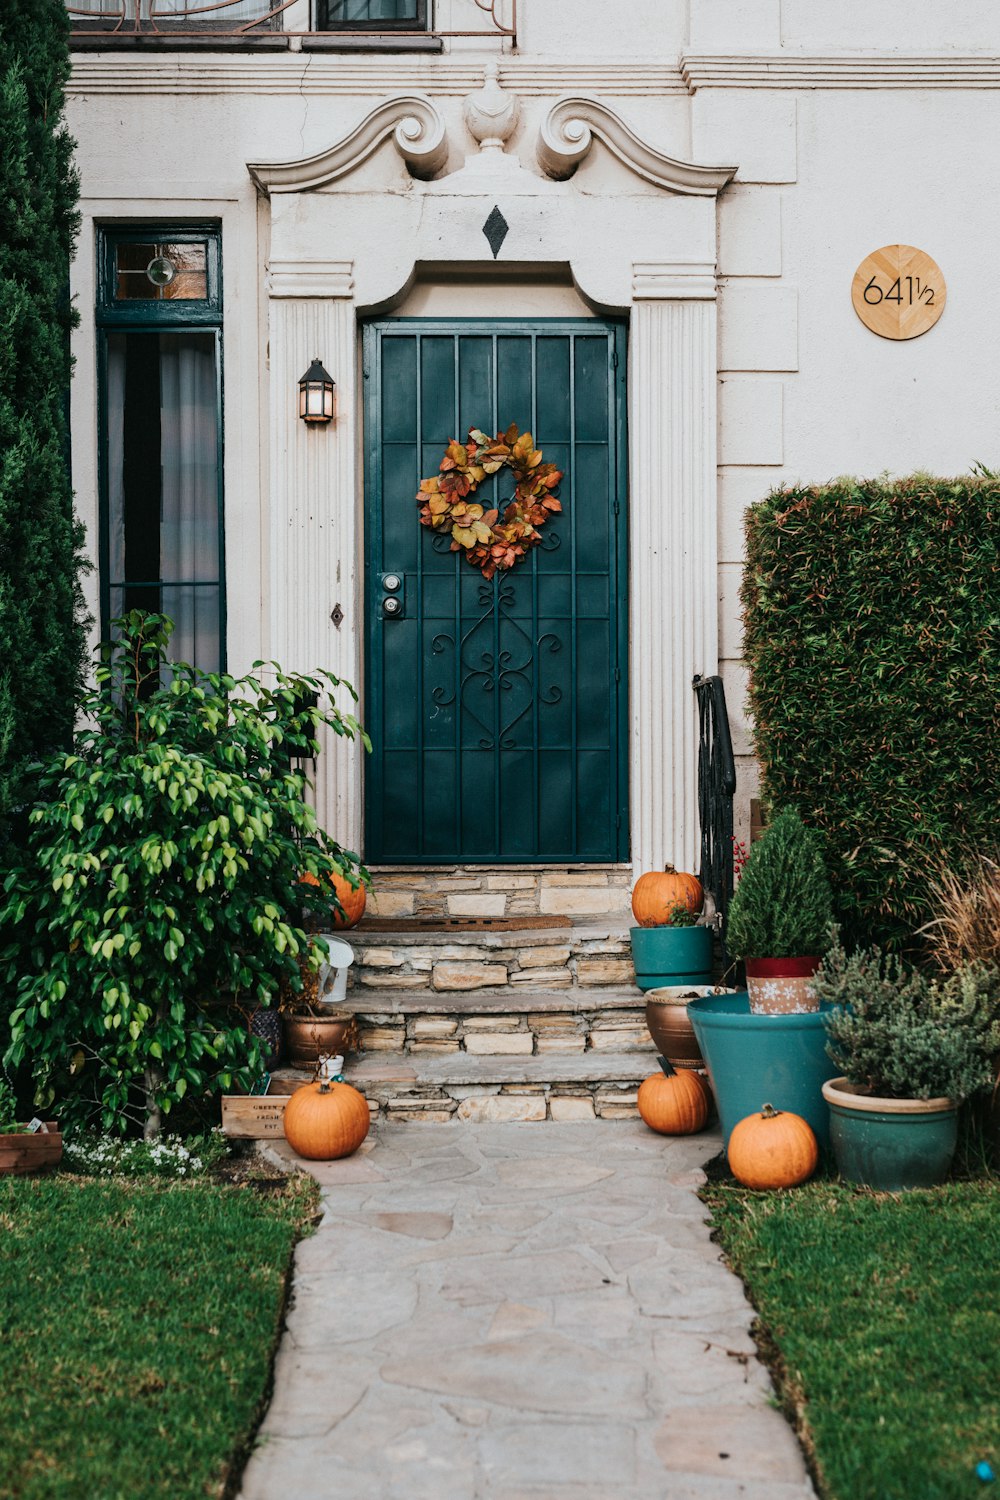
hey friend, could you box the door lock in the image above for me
[380,572,405,619]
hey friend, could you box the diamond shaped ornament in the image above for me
[482,206,509,259]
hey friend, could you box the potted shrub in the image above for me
[725,808,834,1014]
[816,937,1000,1190]
[0,1081,62,1176]
[630,868,714,992]
[0,612,369,1140]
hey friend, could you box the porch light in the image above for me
[298,358,336,424]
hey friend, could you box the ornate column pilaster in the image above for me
[266,259,361,851]
[630,261,720,876]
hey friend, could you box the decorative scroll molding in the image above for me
[682,52,1000,90]
[538,95,737,197]
[267,259,354,298]
[633,261,717,300]
[248,93,447,194]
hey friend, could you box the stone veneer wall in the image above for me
[366,869,634,921]
[357,1006,652,1055]
[349,929,635,995]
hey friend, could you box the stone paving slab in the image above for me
[240,1124,816,1500]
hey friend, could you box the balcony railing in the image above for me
[67,0,516,45]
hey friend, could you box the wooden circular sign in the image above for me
[851,245,946,340]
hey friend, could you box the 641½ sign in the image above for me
[851,244,946,340]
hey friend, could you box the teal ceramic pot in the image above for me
[822,1078,958,1191]
[687,993,835,1150]
[630,926,713,992]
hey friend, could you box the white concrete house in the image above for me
[64,0,1000,905]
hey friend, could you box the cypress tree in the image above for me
[0,0,87,834]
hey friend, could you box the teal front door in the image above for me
[363,318,628,864]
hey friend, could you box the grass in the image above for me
[0,1169,319,1500]
[703,1173,1000,1500]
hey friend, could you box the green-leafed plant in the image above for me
[725,808,833,960]
[742,477,1000,950]
[815,936,1000,1102]
[0,612,370,1139]
[0,1077,18,1131]
[663,902,698,928]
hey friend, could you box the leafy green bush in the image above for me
[742,477,1000,949]
[0,613,369,1138]
[816,937,1000,1101]
[725,808,834,959]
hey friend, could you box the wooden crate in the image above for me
[221,1096,294,1139]
[0,1124,62,1175]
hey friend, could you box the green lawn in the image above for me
[704,1176,1000,1500]
[0,1172,319,1500]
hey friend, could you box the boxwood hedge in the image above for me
[741,476,999,950]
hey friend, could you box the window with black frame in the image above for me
[317,0,428,30]
[97,227,225,673]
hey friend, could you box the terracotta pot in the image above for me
[283,1014,352,1069]
[645,986,737,1064]
[745,956,821,1015]
[0,1123,62,1176]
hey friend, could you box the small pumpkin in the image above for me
[283,1079,371,1160]
[727,1102,818,1190]
[300,869,367,929]
[631,865,704,928]
[637,1056,709,1135]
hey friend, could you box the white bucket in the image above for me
[317,936,354,1006]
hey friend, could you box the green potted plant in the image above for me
[0,1080,62,1176]
[816,938,1000,1190]
[725,808,834,1014]
[0,612,369,1140]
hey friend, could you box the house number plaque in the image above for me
[851,244,946,340]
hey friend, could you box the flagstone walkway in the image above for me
[240,1124,816,1500]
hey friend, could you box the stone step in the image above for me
[272,1050,659,1124]
[345,921,635,996]
[347,987,650,1055]
[366,864,633,922]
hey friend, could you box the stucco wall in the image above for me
[65,0,1000,854]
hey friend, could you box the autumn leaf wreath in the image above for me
[416,425,563,581]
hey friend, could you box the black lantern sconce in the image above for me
[298,357,336,424]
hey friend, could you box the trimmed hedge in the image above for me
[742,477,999,950]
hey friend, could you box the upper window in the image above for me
[97,228,225,674]
[318,0,427,27]
[67,1,428,33]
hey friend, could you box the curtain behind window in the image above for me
[106,332,221,672]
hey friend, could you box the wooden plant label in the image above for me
[852,245,946,339]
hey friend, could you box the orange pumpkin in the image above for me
[637,1057,709,1135]
[727,1103,818,1190]
[299,869,367,929]
[631,865,704,928]
[329,871,367,930]
[283,1080,371,1160]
